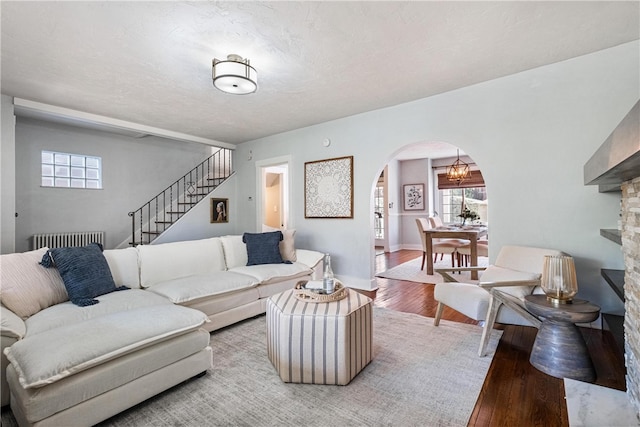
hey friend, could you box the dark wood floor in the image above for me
[372,249,626,427]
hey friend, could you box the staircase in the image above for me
[128,148,233,246]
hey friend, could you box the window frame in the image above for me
[41,150,103,189]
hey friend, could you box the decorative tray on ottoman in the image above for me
[294,280,347,303]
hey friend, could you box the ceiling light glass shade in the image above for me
[446,150,471,185]
[212,54,257,95]
[540,255,578,305]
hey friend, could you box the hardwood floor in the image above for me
[373,249,626,427]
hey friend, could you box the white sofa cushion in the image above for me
[25,289,172,336]
[145,271,258,304]
[479,265,541,299]
[220,235,247,269]
[103,247,141,289]
[0,248,68,319]
[138,237,226,288]
[5,304,208,389]
[230,262,312,284]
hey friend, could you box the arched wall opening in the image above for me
[369,140,488,283]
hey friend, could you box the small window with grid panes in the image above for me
[41,151,102,189]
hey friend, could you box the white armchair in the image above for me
[433,245,564,356]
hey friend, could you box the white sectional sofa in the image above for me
[0,232,324,426]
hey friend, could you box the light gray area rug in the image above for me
[1,308,501,427]
[376,256,489,284]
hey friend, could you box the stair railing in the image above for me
[128,148,233,246]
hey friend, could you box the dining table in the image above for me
[424,224,488,280]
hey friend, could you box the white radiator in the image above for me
[32,231,105,250]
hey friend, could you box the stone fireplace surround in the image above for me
[565,178,640,426]
[622,176,640,417]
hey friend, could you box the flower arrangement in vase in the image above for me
[458,207,479,226]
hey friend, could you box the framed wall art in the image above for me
[403,184,424,210]
[210,198,228,223]
[304,156,354,218]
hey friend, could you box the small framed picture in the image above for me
[403,184,424,210]
[211,198,228,223]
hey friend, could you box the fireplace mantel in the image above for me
[584,100,639,192]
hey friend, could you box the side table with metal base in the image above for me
[524,295,600,383]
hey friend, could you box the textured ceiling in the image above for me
[1,1,639,146]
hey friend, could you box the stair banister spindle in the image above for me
[162,190,166,227]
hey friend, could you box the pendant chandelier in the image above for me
[446,150,471,185]
[212,54,257,95]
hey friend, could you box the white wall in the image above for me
[151,175,237,244]
[233,41,639,315]
[0,95,16,254]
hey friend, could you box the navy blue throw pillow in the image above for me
[40,242,127,307]
[242,231,286,266]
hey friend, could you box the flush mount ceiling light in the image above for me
[212,54,257,95]
[446,149,471,185]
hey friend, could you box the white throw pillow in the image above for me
[280,229,297,262]
[0,248,68,319]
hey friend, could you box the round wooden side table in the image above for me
[524,295,600,382]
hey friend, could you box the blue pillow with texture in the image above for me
[242,231,288,266]
[40,243,127,307]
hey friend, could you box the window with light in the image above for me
[41,151,102,189]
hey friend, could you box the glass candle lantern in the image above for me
[540,255,578,305]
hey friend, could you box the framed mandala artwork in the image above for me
[304,156,354,218]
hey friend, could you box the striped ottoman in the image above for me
[266,288,373,385]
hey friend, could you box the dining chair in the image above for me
[433,245,564,356]
[415,218,460,270]
[456,240,489,267]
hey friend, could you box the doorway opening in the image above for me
[374,167,388,255]
[256,156,291,231]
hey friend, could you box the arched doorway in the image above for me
[370,142,487,257]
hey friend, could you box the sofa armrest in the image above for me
[1,304,24,407]
[1,305,25,340]
[295,249,324,269]
[295,249,324,280]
